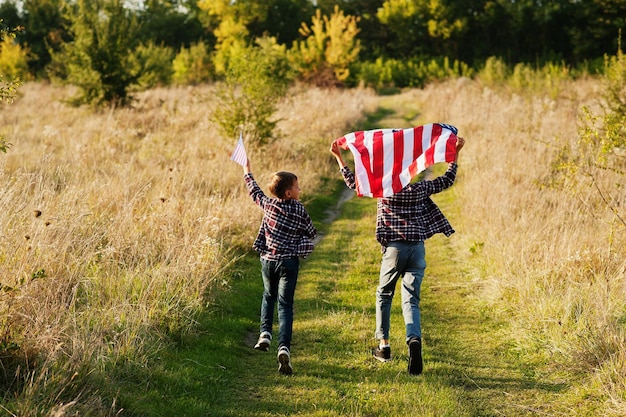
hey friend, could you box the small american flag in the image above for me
[334,123,458,198]
[230,134,248,167]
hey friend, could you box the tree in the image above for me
[212,37,293,147]
[49,0,142,106]
[135,0,207,51]
[0,19,23,152]
[290,6,361,87]
[198,0,313,45]
[197,0,276,75]
[259,0,314,46]
[21,0,67,78]
[376,0,427,58]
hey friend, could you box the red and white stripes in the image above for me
[334,123,458,198]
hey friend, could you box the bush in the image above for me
[48,0,141,107]
[132,41,175,89]
[351,56,472,90]
[172,41,213,85]
[0,36,30,81]
[0,20,23,152]
[289,6,360,88]
[477,56,509,87]
[211,37,292,147]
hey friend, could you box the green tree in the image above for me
[290,6,361,87]
[21,0,67,78]
[376,0,465,59]
[260,0,314,46]
[197,0,256,74]
[197,0,315,74]
[0,19,23,152]
[211,37,292,147]
[376,0,427,58]
[49,0,142,106]
[172,40,212,84]
[136,0,207,51]
[568,0,626,64]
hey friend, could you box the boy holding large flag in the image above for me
[330,126,465,375]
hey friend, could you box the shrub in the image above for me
[132,41,175,89]
[0,36,30,81]
[289,6,360,88]
[48,0,141,107]
[172,41,213,85]
[477,56,509,87]
[211,36,292,147]
[351,56,472,90]
[0,20,23,152]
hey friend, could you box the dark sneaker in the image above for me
[372,346,391,362]
[408,337,423,375]
[277,346,293,375]
[254,332,272,351]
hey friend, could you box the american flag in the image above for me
[334,123,458,198]
[230,134,248,167]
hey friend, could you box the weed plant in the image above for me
[415,67,625,413]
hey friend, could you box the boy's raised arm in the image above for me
[330,141,346,168]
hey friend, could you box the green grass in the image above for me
[114,177,567,416]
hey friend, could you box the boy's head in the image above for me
[268,171,300,200]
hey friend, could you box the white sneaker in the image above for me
[254,332,271,351]
[277,346,293,375]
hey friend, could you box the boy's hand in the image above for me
[244,157,251,174]
[329,141,341,157]
[330,141,345,167]
[456,136,465,152]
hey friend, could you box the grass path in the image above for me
[117,98,567,416]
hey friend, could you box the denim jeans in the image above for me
[260,257,300,349]
[375,241,426,342]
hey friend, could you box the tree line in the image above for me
[0,0,624,106]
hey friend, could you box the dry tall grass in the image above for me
[410,77,626,415]
[1,76,625,415]
[0,82,378,413]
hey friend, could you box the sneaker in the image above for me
[372,345,391,362]
[277,346,293,375]
[408,337,423,375]
[254,332,272,351]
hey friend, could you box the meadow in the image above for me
[0,82,378,414]
[0,74,625,415]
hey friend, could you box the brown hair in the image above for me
[268,171,297,199]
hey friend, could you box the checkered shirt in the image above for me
[339,163,457,247]
[245,173,317,260]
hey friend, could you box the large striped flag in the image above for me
[334,123,458,198]
[230,133,248,167]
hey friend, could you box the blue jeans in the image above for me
[260,257,300,349]
[375,241,426,342]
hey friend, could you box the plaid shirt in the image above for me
[339,163,457,247]
[245,173,317,260]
